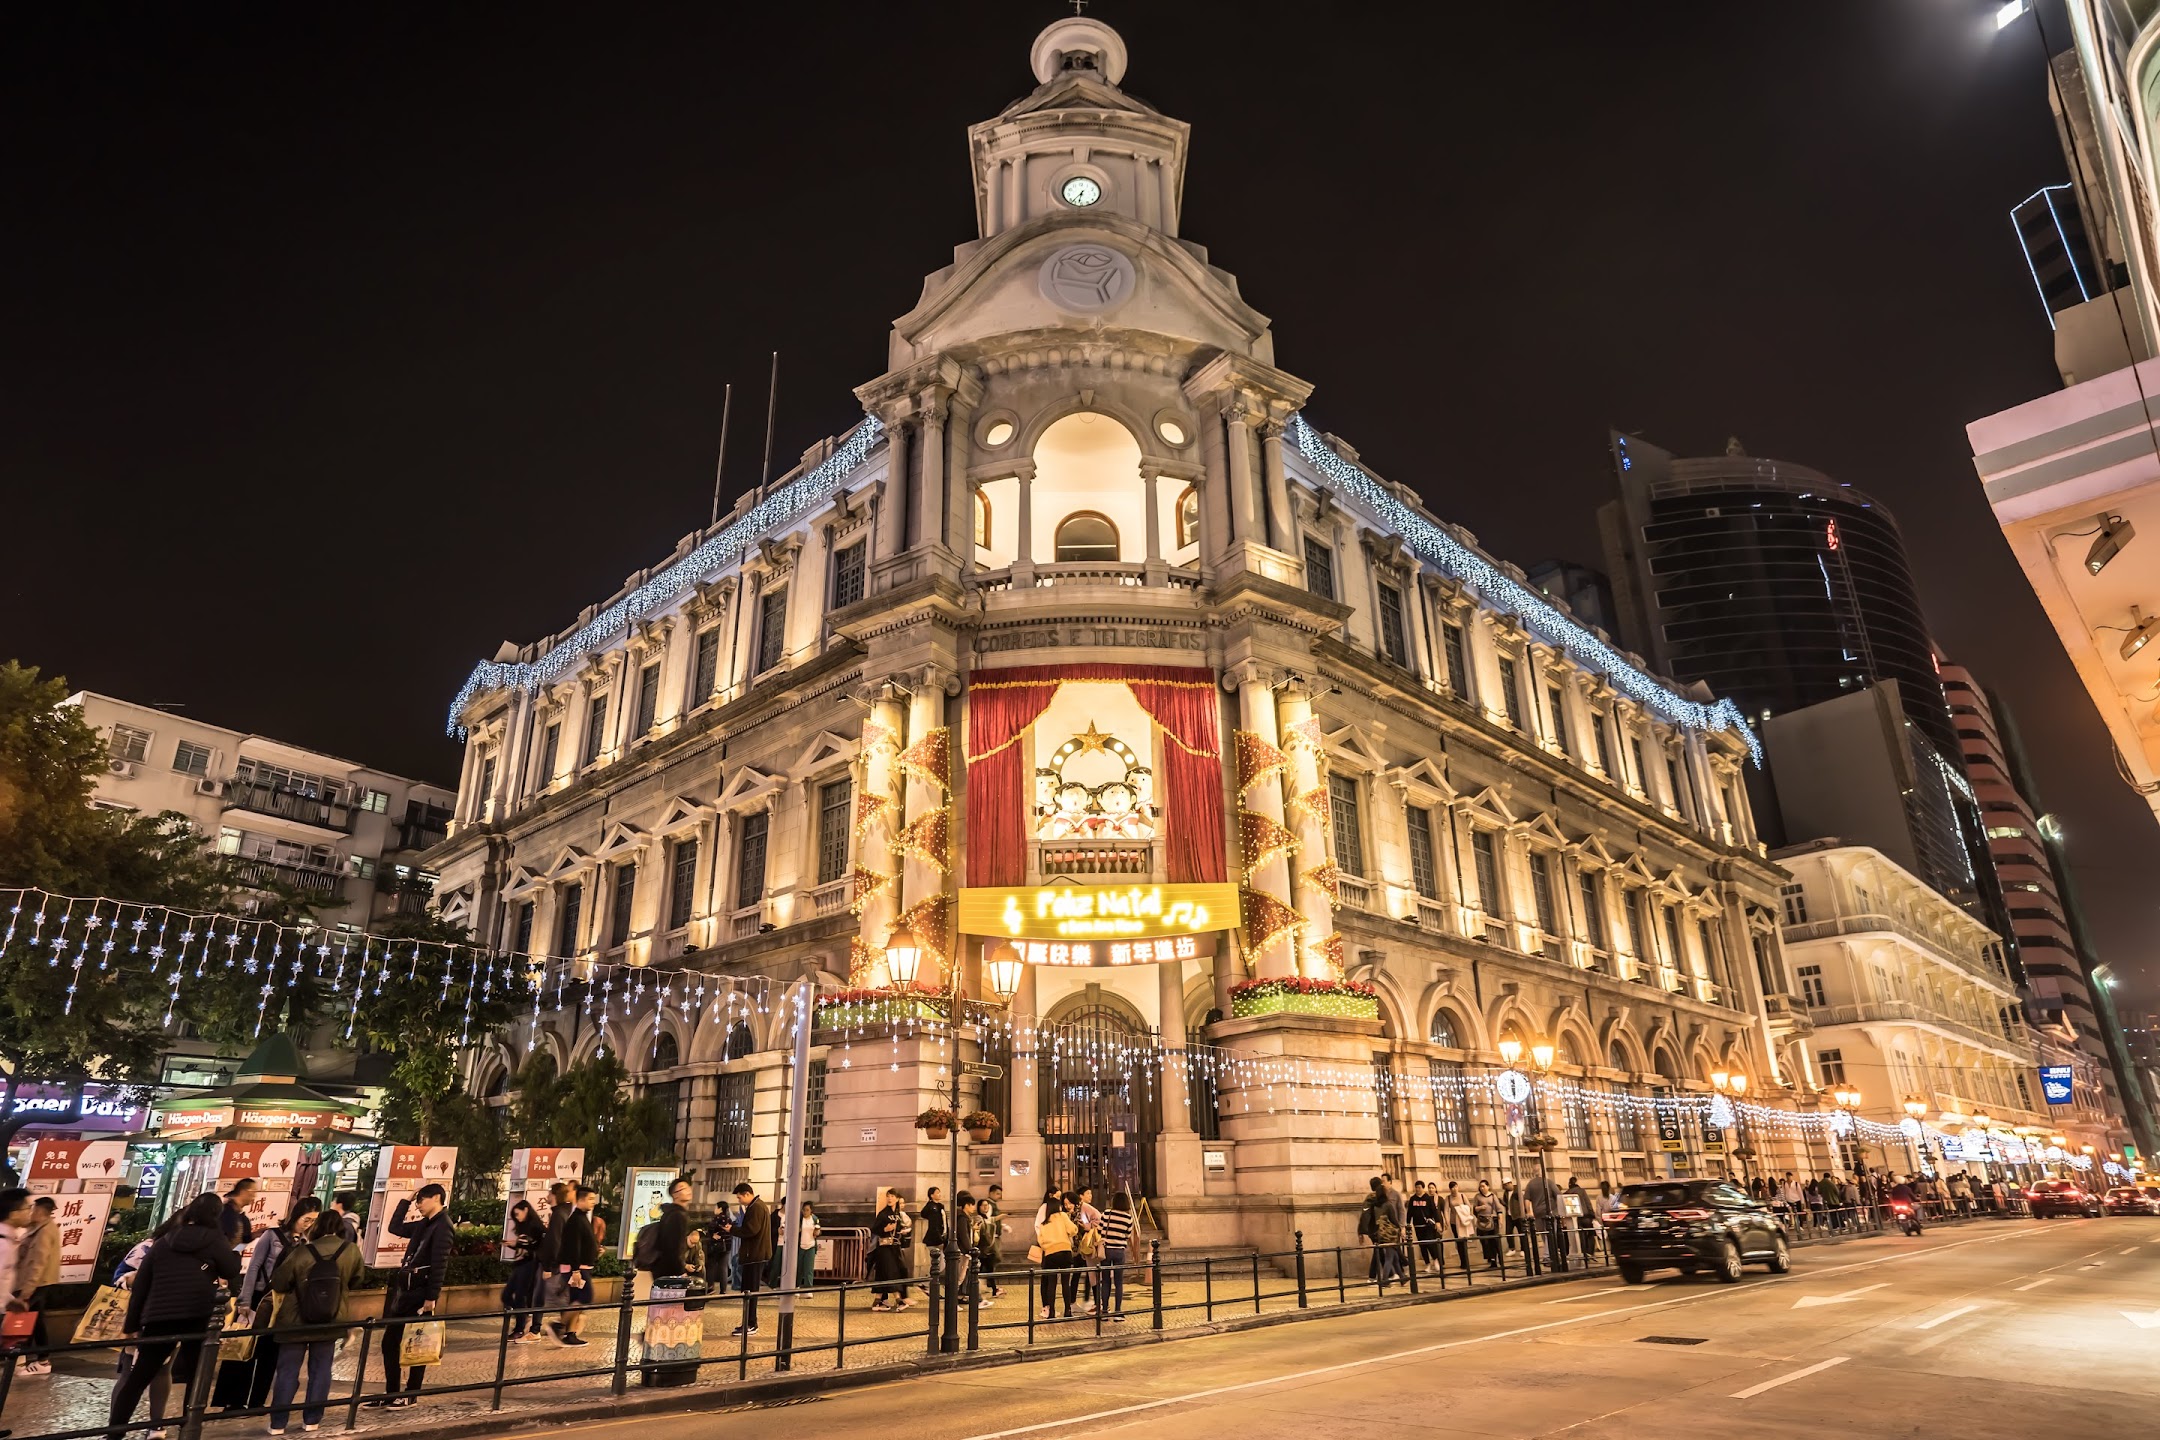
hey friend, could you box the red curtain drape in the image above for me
[963,663,1225,888]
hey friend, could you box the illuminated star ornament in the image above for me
[1074,722,1114,756]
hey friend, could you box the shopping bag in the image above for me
[1025,1245,1044,1265]
[73,1285,131,1345]
[0,1309,35,1352]
[218,1305,257,1363]
[399,1319,446,1368]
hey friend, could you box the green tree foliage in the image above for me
[353,910,518,1151]
[508,1048,674,1200]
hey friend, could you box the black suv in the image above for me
[1607,1178,1792,1284]
[2027,1180,2103,1218]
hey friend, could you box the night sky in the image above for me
[7,3,2155,1003]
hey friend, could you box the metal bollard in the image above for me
[1251,1251,1262,1314]
[1203,1255,1214,1323]
[491,1310,512,1412]
[1294,1230,1308,1309]
[1149,1241,1163,1331]
[342,1317,376,1431]
[612,1280,635,1396]
[177,1289,228,1440]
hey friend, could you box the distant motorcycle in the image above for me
[1890,1199,1923,1237]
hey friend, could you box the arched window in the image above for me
[974,490,991,549]
[1175,485,1199,549]
[1429,1011,1460,1049]
[651,1031,679,1071]
[1054,511,1119,562]
[723,1019,755,1062]
[1556,1034,1581,1068]
[1608,1040,1632,1074]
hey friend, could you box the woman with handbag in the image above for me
[1033,1193,1080,1321]
[107,1194,242,1440]
[1472,1181,1501,1268]
[1442,1182,1476,1275]
[501,1201,545,1344]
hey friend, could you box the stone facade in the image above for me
[427,18,1799,1250]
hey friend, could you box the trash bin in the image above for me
[640,1275,705,1387]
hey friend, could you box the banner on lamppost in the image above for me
[1653,1090,1685,1153]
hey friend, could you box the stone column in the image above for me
[1276,683,1337,978]
[946,381,978,575]
[875,415,910,564]
[1141,464,1165,586]
[855,688,907,984]
[917,389,949,554]
[1259,418,1294,555]
[1224,400,1259,546]
[1237,671,1297,980]
[901,674,949,985]
[1013,460,1037,586]
[1159,960,1193,1135]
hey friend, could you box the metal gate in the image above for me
[1039,1004,1158,1201]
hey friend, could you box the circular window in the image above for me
[1158,418,1187,446]
[984,420,1015,447]
[1060,175,1103,207]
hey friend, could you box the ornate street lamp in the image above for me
[985,940,1024,1005]
[885,926,920,989]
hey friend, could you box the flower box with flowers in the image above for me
[813,986,950,1030]
[1228,976,1379,1019]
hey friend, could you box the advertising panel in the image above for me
[362,1145,459,1266]
[501,1148,584,1260]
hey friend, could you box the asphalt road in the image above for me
[482,1217,2160,1439]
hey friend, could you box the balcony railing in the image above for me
[231,857,346,901]
[807,879,851,919]
[1035,839,1154,879]
[1809,1000,2035,1058]
[1412,897,1451,935]
[221,780,354,833]
[730,905,765,940]
[1336,873,1377,912]
[1782,911,2008,985]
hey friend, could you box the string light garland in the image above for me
[1284,416,1761,764]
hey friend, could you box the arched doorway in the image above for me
[1040,999,1159,1200]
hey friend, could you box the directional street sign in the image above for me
[961,1061,1004,1079]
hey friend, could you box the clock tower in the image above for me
[969,16,1192,241]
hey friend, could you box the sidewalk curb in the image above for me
[300,1219,2012,1440]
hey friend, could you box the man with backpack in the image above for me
[265,1212,361,1434]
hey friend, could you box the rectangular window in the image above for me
[1666,755,1686,812]
[1376,582,1408,667]
[1697,919,1719,984]
[556,883,584,956]
[346,854,377,881]
[1470,828,1502,918]
[1615,1095,1644,1152]
[804,1059,827,1156]
[1328,773,1364,878]
[1528,851,1559,937]
[1779,883,1808,926]
[755,587,788,674]
[1796,964,1827,1007]
[513,901,535,956]
[583,694,608,765]
[715,1072,754,1159]
[478,753,497,807]
[1441,622,1470,698]
[736,811,770,905]
[357,787,390,813]
[1497,656,1526,730]
[537,723,561,786]
[830,543,865,610]
[1428,1060,1470,1146]
[1816,1047,1845,1086]
[1373,1056,1398,1144]
[1405,806,1439,900]
[1303,536,1336,601]
[1563,1090,1594,1150]
[668,839,698,931]
[1592,713,1615,777]
[1627,736,1647,791]
[1661,906,1684,979]
[633,662,661,736]
[172,740,215,777]
[691,628,721,705]
[1579,871,1607,950]
[817,778,853,885]
[1547,687,1570,756]
[109,724,151,765]
[1624,888,1649,961]
[609,863,637,946]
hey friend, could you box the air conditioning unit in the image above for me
[194,778,223,797]
[108,759,137,777]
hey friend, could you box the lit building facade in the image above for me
[1775,842,2044,1177]
[427,18,1800,1248]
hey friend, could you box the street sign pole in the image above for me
[774,978,812,1369]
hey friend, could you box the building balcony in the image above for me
[231,856,347,902]
[1033,838,1155,881]
[1782,911,2010,987]
[221,780,354,834]
[1809,1000,2036,1060]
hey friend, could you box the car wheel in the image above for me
[1766,1235,1791,1274]
[1618,1261,1645,1285]
[1714,1240,1743,1284]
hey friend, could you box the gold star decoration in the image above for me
[1074,722,1114,755]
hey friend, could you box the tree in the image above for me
[0,662,257,1159]
[508,1049,674,1199]
[351,909,518,1150]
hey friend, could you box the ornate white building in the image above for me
[428,17,1800,1248]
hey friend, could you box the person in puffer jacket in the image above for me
[107,1195,240,1440]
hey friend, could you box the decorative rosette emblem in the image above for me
[1039,245,1135,313]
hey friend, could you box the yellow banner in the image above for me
[958,882,1239,942]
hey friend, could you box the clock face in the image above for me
[1060,175,1102,208]
[1495,1070,1533,1105]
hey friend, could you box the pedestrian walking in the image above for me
[1472,1180,1501,1268]
[1524,1171,1563,1270]
[1406,1182,1442,1273]
[1358,1177,1402,1290]
[219,1182,257,1249]
[868,1189,913,1312]
[1564,1176,1594,1260]
[919,1186,949,1298]
[264,1210,361,1435]
[103,1213,179,1440]
[11,1197,59,1379]
[553,1185,601,1346]
[1500,1178,1528,1256]
[1094,1192,1135,1320]
[979,1184,1006,1300]
[1441,1181,1475,1274]
[501,1200,545,1342]
[795,1201,820,1290]
[1034,1193,1081,1319]
[106,1194,242,1440]
[728,1182,772,1336]
[216,1200,302,1409]
[377,1181,450,1407]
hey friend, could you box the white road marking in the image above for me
[2013,1278,2055,1291]
[1916,1304,1983,1330]
[2082,1263,2104,1270]
[1542,1286,1636,1303]
[2123,1247,2141,1256]
[951,1226,2062,1440]
[1729,1356,1851,1400]
[2122,1310,2160,1330]
[1792,1282,1891,1309]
